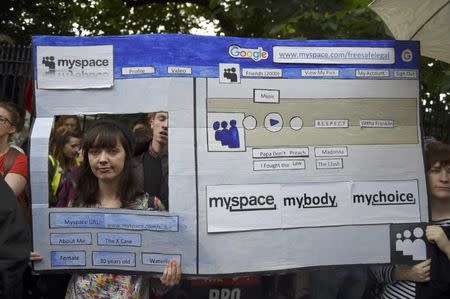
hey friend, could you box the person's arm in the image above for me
[4,153,28,196]
[4,173,26,196]
[392,259,431,282]
[426,225,450,259]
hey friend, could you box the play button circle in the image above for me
[264,113,283,132]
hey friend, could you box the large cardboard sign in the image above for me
[31,34,427,274]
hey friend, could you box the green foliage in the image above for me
[1,0,211,43]
[1,0,448,140]
[209,0,390,39]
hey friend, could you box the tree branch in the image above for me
[124,0,210,7]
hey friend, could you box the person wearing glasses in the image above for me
[0,101,28,200]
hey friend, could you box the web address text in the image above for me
[273,47,395,64]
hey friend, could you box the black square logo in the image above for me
[390,223,429,264]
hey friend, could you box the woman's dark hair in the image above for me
[50,127,82,172]
[72,120,141,208]
[0,101,24,135]
[426,141,450,170]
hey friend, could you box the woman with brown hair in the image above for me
[65,119,178,297]
[48,126,82,207]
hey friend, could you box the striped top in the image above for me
[372,219,450,299]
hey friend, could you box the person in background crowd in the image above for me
[53,115,81,134]
[370,140,450,299]
[6,104,27,153]
[135,111,169,209]
[132,118,148,133]
[0,101,29,218]
[48,127,81,207]
[0,175,31,299]
[133,125,152,156]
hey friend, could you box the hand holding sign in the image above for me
[160,259,181,287]
[426,225,450,257]
[393,259,431,282]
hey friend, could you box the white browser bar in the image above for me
[273,46,395,64]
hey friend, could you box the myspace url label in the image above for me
[273,46,395,64]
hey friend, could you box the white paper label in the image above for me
[254,89,280,103]
[167,66,192,74]
[356,69,389,77]
[315,120,348,128]
[301,69,339,76]
[122,66,155,75]
[254,159,305,171]
[36,45,113,89]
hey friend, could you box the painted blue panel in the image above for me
[97,233,142,247]
[92,251,136,267]
[51,251,86,266]
[50,233,92,245]
[33,34,420,80]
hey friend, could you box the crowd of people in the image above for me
[0,100,449,298]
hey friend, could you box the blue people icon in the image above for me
[228,119,240,148]
[213,119,240,148]
[220,121,230,146]
[213,121,221,141]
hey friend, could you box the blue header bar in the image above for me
[33,34,420,80]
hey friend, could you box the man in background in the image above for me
[134,111,169,210]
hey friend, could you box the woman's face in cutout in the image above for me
[428,161,450,201]
[88,137,126,183]
[63,137,81,159]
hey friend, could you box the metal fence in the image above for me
[0,44,32,106]
[0,43,448,142]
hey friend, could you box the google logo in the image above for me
[229,45,269,62]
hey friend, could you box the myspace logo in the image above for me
[36,45,113,89]
[41,55,110,72]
